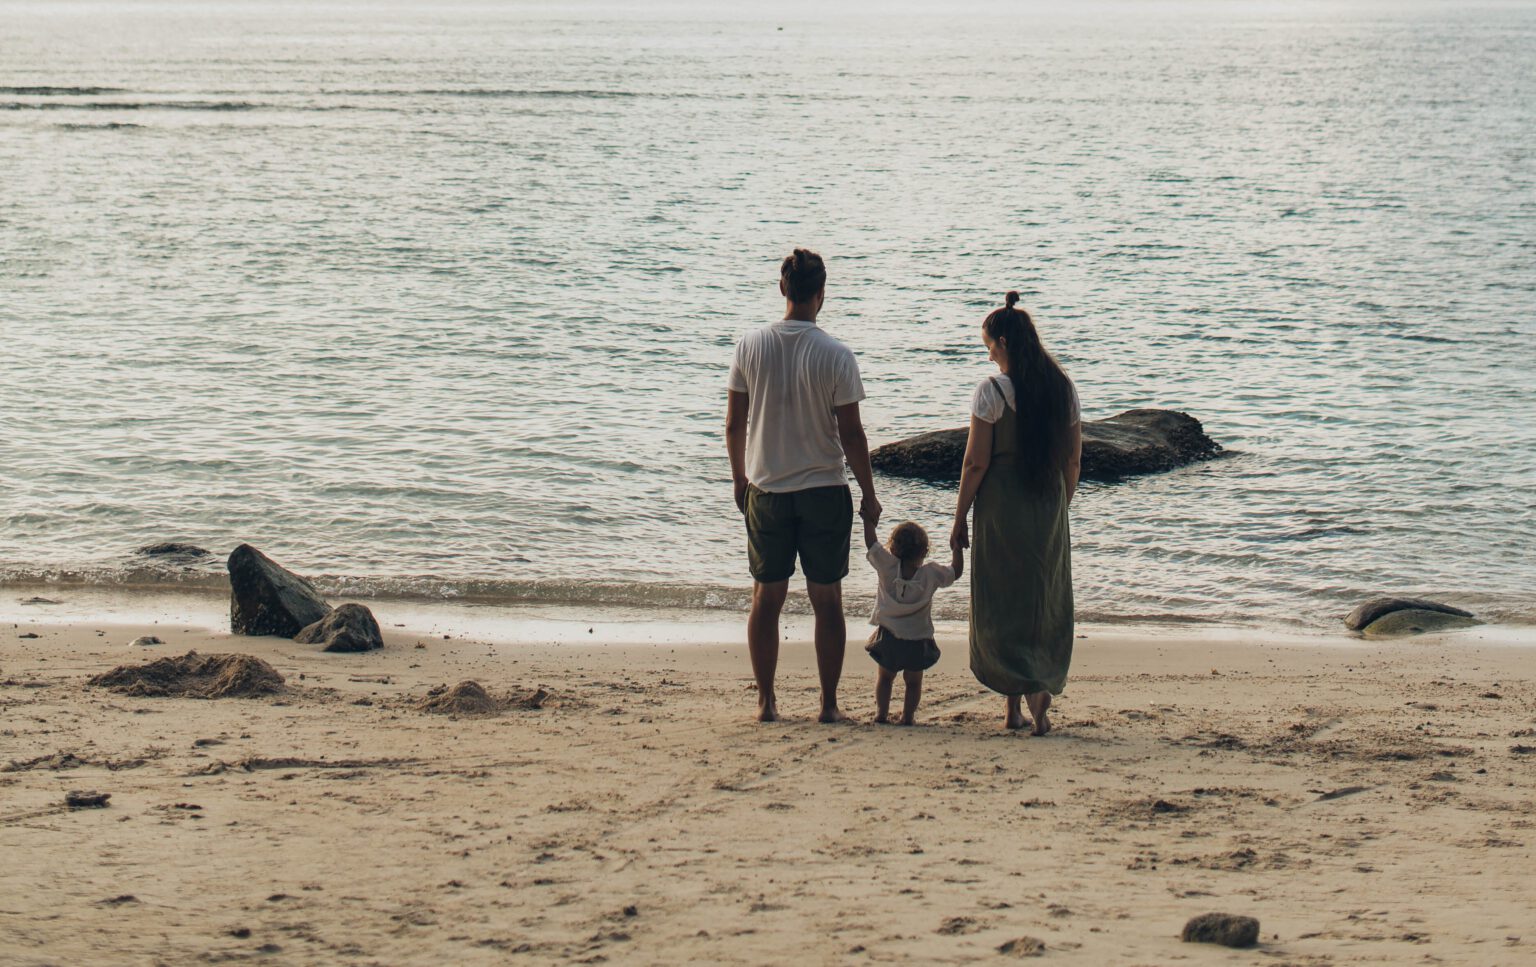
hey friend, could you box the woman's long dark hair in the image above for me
[984,291,1074,491]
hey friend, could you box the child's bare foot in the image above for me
[757,695,779,723]
[1026,692,1052,736]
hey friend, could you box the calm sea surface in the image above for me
[3,1,1534,628]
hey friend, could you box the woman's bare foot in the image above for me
[818,705,849,724]
[897,713,915,726]
[874,711,890,724]
[1005,695,1027,731]
[1025,692,1052,736]
[757,695,779,723]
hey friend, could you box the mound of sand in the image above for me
[87,651,284,699]
[416,680,503,716]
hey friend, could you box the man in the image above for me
[725,248,880,723]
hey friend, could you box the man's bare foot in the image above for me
[874,711,890,724]
[757,696,779,723]
[897,713,915,726]
[818,706,849,724]
[1026,692,1052,736]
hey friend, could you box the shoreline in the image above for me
[8,581,1535,648]
[3,613,1533,964]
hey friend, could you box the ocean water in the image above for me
[3,0,1534,629]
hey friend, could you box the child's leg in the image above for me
[874,666,896,723]
[899,670,923,725]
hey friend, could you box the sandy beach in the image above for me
[2,608,1532,966]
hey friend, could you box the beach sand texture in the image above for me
[2,622,1532,965]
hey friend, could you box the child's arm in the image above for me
[950,542,964,580]
[863,517,878,549]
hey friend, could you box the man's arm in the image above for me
[834,401,880,526]
[726,390,750,513]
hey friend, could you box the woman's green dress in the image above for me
[969,378,1074,696]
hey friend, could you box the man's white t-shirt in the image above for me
[865,542,957,640]
[727,318,865,493]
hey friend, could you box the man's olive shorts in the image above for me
[744,484,853,585]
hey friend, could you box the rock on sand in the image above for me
[227,544,331,638]
[295,603,383,653]
[1181,912,1259,948]
[416,681,502,716]
[1361,608,1481,638]
[87,651,285,699]
[1344,596,1475,632]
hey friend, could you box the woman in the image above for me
[950,291,1081,734]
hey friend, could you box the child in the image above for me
[863,517,962,725]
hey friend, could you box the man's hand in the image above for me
[950,515,969,551]
[734,477,750,515]
[859,492,882,526]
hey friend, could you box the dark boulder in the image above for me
[294,603,383,653]
[137,542,210,559]
[870,409,1221,482]
[1181,913,1259,948]
[227,544,331,638]
[1361,609,1481,639]
[1344,597,1474,632]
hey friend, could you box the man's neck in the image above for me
[783,302,819,323]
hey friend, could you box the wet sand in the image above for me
[2,618,1533,965]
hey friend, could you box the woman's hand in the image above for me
[950,515,969,552]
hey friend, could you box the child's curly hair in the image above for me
[887,521,930,564]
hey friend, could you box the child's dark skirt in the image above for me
[866,626,941,673]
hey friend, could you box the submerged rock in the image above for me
[1361,608,1481,639]
[870,409,1221,482]
[137,542,210,559]
[294,603,383,653]
[1344,597,1473,632]
[1181,913,1259,948]
[227,544,331,638]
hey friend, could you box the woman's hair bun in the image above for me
[1005,290,1020,309]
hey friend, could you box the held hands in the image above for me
[858,493,882,527]
[949,515,969,552]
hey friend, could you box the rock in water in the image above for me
[1344,596,1474,631]
[1181,913,1259,948]
[137,542,210,559]
[227,544,331,638]
[1361,609,1481,639]
[870,409,1221,482]
[294,603,383,653]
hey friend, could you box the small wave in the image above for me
[0,86,125,95]
[1,100,262,112]
[57,122,145,131]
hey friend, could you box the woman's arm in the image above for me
[950,415,994,550]
[1063,420,1082,505]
